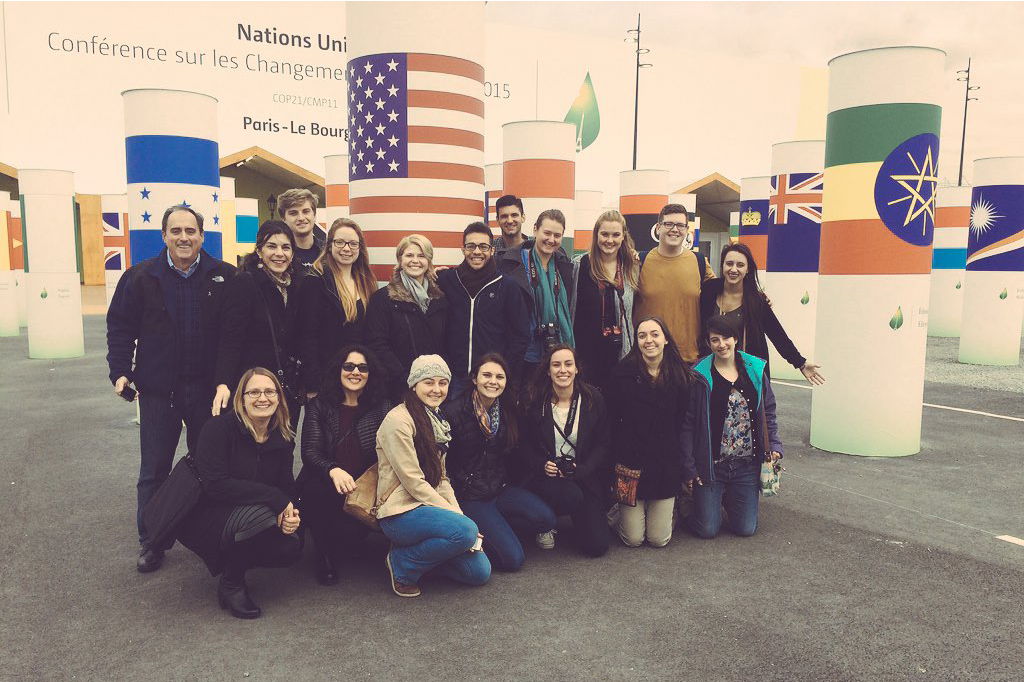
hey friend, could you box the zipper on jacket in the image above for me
[459,274,503,375]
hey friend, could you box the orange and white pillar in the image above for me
[0,193,17,336]
[928,186,970,337]
[485,162,502,235]
[503,120,576,251]
[620,169,669,253]
[324,154,350,230]
[574,190,603,254]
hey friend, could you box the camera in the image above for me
[602,325,623,351]
[537,322,560,352]
[555,455,577,477]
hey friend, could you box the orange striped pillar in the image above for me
[574,190,603,254]
[503,120,576,251]
[620,169,669,252]
[669,191,698,251]
[0,193,16,336]
[739,176,771,268]
[928,186,970,337]
[324,154,350,229]
[485,162,502,234]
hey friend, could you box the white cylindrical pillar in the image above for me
[6,195,27,326]
[669,192,698,251]
[324,154,350,230]
[958,157,1024,365]
[235,197,259,260]
[739,176,772,270]
[620,170,669,253]
[928,186,971,337]
[19,169,85,358]
[0,193,17,336]
[729,210,740,244]
[218,177,238,266]
[100,193,130,307]
[574,190,603,254]
[504,120,576,251]
[485,162,503,235]
[123,89,221,263]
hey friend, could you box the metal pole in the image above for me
[632,14,641,170]
[956,58,980,187]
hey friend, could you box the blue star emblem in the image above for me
[140,187,151,199]
[212,193,219,203]
[142,211,152,223]
[181,200,191,208]
[213,215,220,225]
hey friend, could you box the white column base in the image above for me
[105,270,125,308]
[15,269,27,327]
[762,271,818,381]
[958,270,1024,366]
[26,272,85,359]
[810,274,929,457]
[0,270,19,336]
[927,269,965,337]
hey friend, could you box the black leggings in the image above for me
[223,526,302,579]
[530,476,610,557]
[298,474,370,557]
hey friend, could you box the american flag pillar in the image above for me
[19,169,85,359]
[485,163,502,234]
[346,1,485,281]
[324,154,351,231]
[574,190,603,254]
[123,89,222,264]
[100,193,130,307]
[503,121,576,252]
[0,193,16,336]
[620,170,669,254]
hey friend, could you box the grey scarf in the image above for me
[400,270,431,313]
[426,407,452,447]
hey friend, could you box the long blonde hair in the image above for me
[395,234,437,281]
[232,367,295,442]
[588,210,639,289]
[313,218,377,320]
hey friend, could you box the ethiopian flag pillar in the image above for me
[767,140,825,380]
[958,157,1024,366]
[811,47,943,457]
[928,186,971,337]
[739,177,772,270]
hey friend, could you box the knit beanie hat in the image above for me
[407,354,452,388]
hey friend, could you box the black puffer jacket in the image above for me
[295,269,367,390]
[364,270,448,399]
[442,393,518,501]
[297,394,390,485]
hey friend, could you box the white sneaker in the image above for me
[535,530,556,550]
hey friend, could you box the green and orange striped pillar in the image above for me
[811,46,944,457]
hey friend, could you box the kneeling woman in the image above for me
[685,316,782,539]
[298,345,390,585]
[522,345,611,557]
[442,353,557,571]
[178,368,301,619]
[375,355,491,597]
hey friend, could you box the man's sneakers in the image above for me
[535,530,557,550]
[385,553,421,598]
[136,547,165,573]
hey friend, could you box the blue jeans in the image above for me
[137,384,211,548]
[688,458,760,539]
[379,505,491,586]
[460,486,556,572]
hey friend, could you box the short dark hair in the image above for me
[240,220,297,272]
[161,205,204,233]
[534,208,566,231]
[463,221,493,243]
[495,195,524,215]
[657,203,689,225]
[706,314,741,341]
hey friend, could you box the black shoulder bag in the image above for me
[255,278,304,406]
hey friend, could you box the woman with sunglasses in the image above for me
[297,345,390,585]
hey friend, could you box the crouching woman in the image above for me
[375,355,491,597]
[177,368,302,619]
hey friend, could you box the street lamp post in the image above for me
[625,14,652,171]
[956,58,980,186]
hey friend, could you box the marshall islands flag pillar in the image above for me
[347,1,485,280]
[504,121,576,252]
[767,140,825,380]
[0,194,17,336]
[811,46,944,457]
[100,193,130,306]
[485,163,502,233]
[958,157,1024,365]
[574,190,603,253]
[19,169,85,358]
[928,186,971,337]
[218,177,239,265]
[739,177,772,269]
[620,169,669,253]
[324,154,350,228]
[123,89,221,263]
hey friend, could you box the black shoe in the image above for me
[315,549,339,586]
[136,547,165,573]
[217,575,261,619]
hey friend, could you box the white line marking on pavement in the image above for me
[773,381,1024,423]
[996,535,1024,547]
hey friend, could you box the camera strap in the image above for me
[525,246,561,328]
[253,273,287,381]
[550,391,580,457]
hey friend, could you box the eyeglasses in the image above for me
[463,243,493,254]
[660,221,688,231]
[244,388,279,399]
[332,239,361,250]
[342,362,369,373]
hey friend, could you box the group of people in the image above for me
[107,189,825,618]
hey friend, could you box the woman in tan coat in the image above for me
[375,355,491,597]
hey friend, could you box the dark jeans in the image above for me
[137,384,211,548]
[298,473,370,558]
[222,525,303,580]
[688,458,761,539]
[529,476,610,557]
[460,486,557,571]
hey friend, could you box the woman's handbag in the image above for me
[142,454,203,550]
[343,463,400,531]
[760,461,781,497]
[613,464,642,507]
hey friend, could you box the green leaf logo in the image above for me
[889,306,904,330]
[39,288,48,299]
[800,291,810,305]
[955,281,961,290]
[999,288,1008,300]
[564,72,600,152]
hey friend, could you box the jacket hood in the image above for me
[693,351,766,396]
[385,268,444,304]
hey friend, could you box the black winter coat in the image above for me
[297,394,390,485]
[176,412,296,575]
[364,271,448,400]
[520,388,610,499]
[698,278,805,376]
[436,267,530,380]
[295,269,367,390]
[442,393,519,501]
[106,249,235,394]
[497,240,575,361]
[215,267,301,394]
[608,358,692,499]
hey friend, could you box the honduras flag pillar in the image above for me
[958,157,1024,366]
[123,89,221,264]
[20,169,85,359]
[811,47,944,457]
[928,186,971,337]
[767,140,825,380]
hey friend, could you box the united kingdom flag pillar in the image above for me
[19,169,85,359]
[347,2,485,280]
[324,154,350,228]
[100,193,130,306]
[958,157,1024,366]
[123,89,221,263]
[739,177,771,270]
[0,194,17,336]
[767,140,825,380]
[811,47,944,457]
[928,186,971,337]
[504,121,576,252]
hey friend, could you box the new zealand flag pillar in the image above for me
[767,140,824,380]
[811,47,944,457]
[958,157,1024,365]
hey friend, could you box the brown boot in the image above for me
[385,552,421,598]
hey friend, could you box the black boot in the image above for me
[314,544,339,586]
[217,571,261,619]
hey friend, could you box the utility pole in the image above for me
[625,14,651,170]
[956,59,980,186]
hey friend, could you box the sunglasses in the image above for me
[342,362,369,373]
